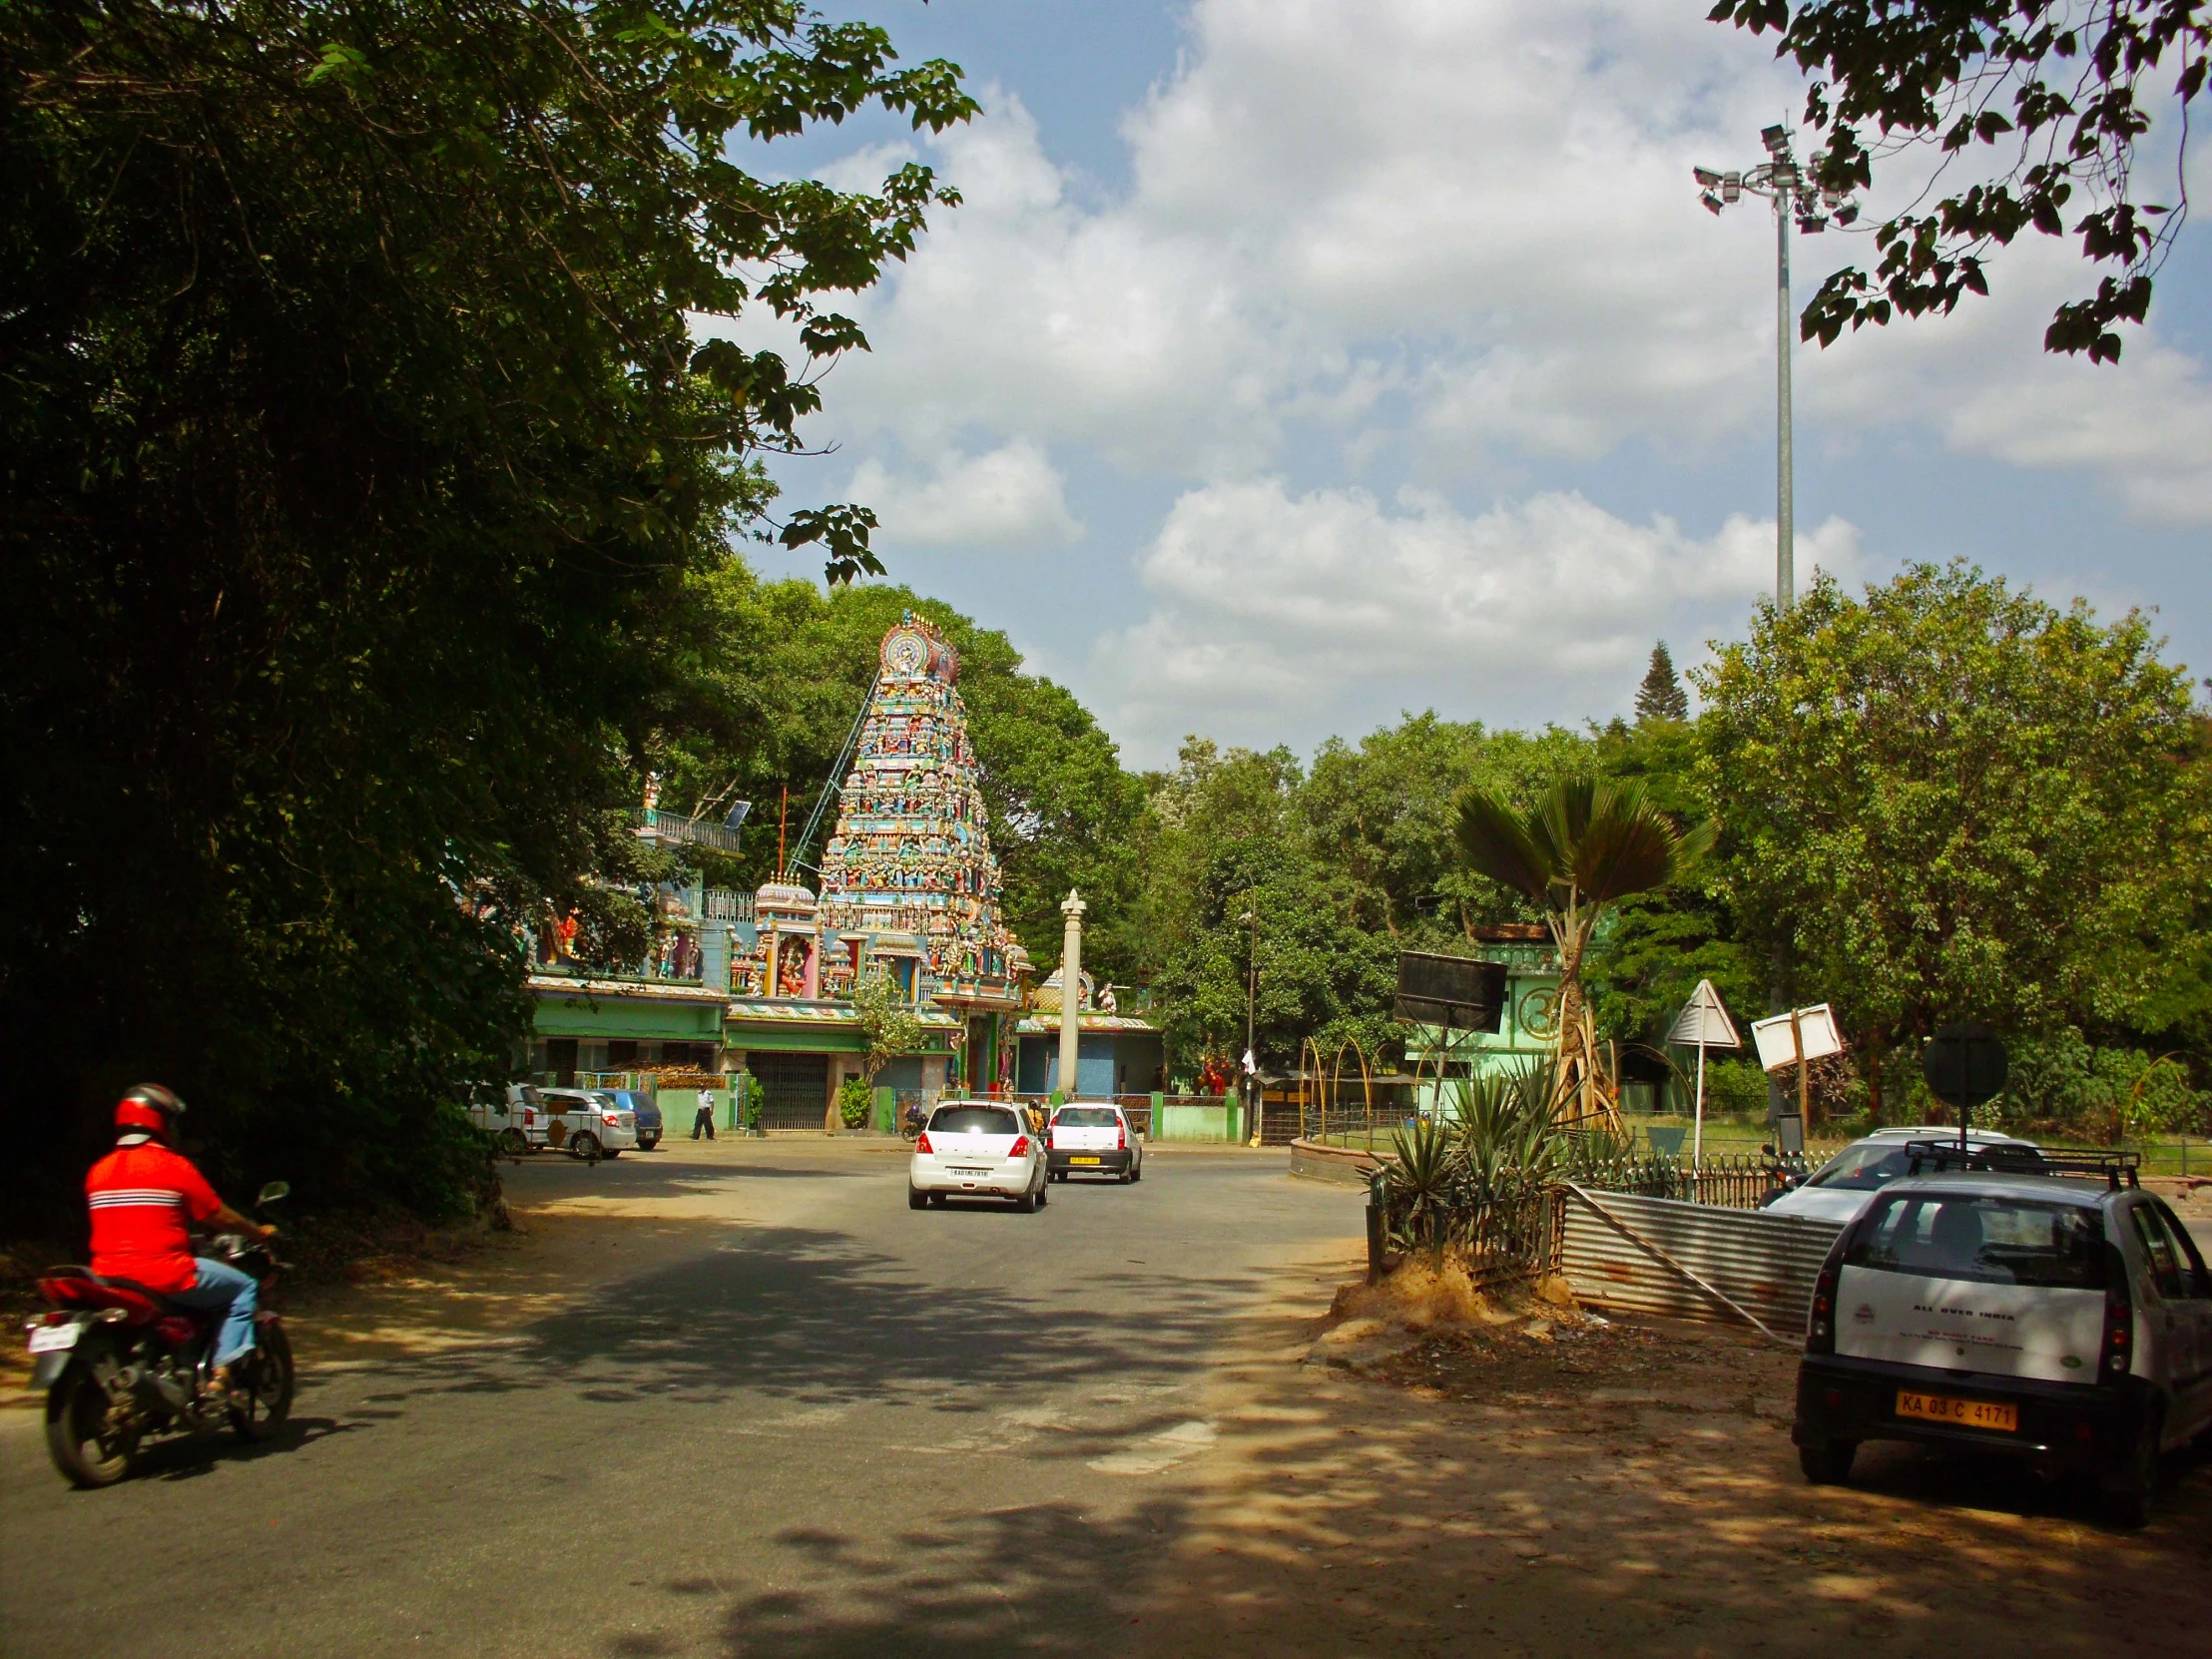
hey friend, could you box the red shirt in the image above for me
[86,1142,223,1293]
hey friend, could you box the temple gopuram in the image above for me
[721,614,1032,1123]
[522,612,1173,1129]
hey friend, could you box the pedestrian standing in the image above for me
[692,1098,715,1141]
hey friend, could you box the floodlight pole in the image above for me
[1694,127,1850,615]
[1774,188,1794,612]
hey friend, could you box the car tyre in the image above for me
[570,1131,601,1161]
[1036,1176,1048,1208]
[1131,1158,1143,1183]
[602,1149,622,1159]
[1015,1185,1038,1213]
[497,1127,530,1157]
[2100,1408,2162,1528]
[908,1187,928,1211]
[1798,1441,1856,1484]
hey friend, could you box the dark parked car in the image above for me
[601,1089,662,1149]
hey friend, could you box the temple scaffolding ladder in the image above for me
[788,670,881,882]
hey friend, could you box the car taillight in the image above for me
[2102,1281,2133,1380]
[1806,1258,1839,1355]
[1009,1135,1029,1159]
[1117,1125,1127,1150]
[916,1131,933,1155]
[603,1113,622,1126]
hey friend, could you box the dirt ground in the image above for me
[1130,1259,2212,1659]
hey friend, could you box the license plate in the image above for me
[28,1323,81,1354]
[1070,1156,1101,1165]
[951,1167,990,1177]
[1895,1389,2016,1431]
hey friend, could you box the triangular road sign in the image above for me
[1668,979,1741,1048]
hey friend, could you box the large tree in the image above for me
[1711,1,2207,361]
[1695,562,2207,1119]
[0,1,972,1226]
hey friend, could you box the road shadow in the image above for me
[630,1498,1185,1658]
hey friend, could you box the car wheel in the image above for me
[909,1187,928,1211]
[1036,1177,1048,1208]
[1015,1185,1038,1213]
[2101,1407,2162,1528]
[1117,1165,1132,1184]
[570,1131,601,1161]
[1131,1158,1143,1183]
[498,1127,529,1157]
[1797,1441,1856,1484]
[601,1149,621,1159]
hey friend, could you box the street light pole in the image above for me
[1239,905,1259,1146]
[1696,126,1854,613]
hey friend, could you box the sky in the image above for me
[724,0,2211,770]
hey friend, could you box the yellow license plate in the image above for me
[1070,1156,1101,1165]
[1895,1390,2017,1431]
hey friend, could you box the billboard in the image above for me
[1393,951,1506,1031]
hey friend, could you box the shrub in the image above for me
[836,1075,873,1130]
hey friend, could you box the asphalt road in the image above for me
[0,1143,1364,1659]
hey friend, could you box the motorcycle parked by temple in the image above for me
[26,1181,296,1487]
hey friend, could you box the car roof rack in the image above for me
[1902,1139,2141,1190]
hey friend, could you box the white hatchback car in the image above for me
[910,1100,1048,1212]
[538,1087,640,1159]
[1765,1127,2039,1225]
[1794,1145,2212,1525]
[1047,1103,1142,1184]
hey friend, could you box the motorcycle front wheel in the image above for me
[230,1323,295,1442]
[46,1362,136,1488]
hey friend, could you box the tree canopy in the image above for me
[0,0,971,1226]
[1695,562,2209,1116]
[1711,0,2207,361]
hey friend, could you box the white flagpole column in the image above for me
[1057,889,1085,1098]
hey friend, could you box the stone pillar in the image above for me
[1058,889,1085,1099]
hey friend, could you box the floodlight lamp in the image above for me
[1722,176,1742,204]
[1702,192,1724,216]
[1834,202,1860,227]
[1761,124,1789,155]
[1797,213,1827,234]
[1692,166,1723,188]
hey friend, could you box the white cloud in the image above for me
[1091,478,1864,764]
[843,441,1082,550]
[802,1,2212,522]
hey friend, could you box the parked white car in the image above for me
[1794,1146,2212,1524]
[909,1100,1047,1212]
[1047,1103,1142,1184]
[1765,1127,2039,1225]
[538,1087,640,1159]
[468,1084,550,1154]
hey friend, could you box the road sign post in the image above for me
[1923,1024,2008,1154]
[1667,979,1741,1170]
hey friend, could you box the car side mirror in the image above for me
[257,1180,291,1206]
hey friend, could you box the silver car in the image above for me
[538,1087,640,1159]
[1765,1126,2039,1225]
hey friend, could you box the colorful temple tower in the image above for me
[720,614,1031,1121]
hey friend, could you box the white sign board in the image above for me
[1666,979,1741,1049]
[1751,1004,1844,1073]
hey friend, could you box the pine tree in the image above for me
[1635,643,1690,724]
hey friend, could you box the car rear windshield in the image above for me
[929,1107,1022,1135]
[1054,1108,1120,1128]
[1846,1193,2104,1290]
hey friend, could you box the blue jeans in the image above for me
[170,1257,258,1368]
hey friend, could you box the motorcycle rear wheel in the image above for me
[46,1363,136,1488]
[230,1325,295,1442]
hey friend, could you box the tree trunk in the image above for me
[1864,1028,1884,1126]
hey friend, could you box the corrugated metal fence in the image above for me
[1558,1187,1844,1343]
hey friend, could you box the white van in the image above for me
[468,1084,550,1154]
[1793,1145,2212,1524]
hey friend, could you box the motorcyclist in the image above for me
[85,1085,276,1395]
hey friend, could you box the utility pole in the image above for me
[1695,126,1855,613]
[1240,905,1260,1146]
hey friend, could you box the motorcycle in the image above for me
[26,1180,297,1487]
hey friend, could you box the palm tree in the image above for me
[1452,777,1713,1126]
